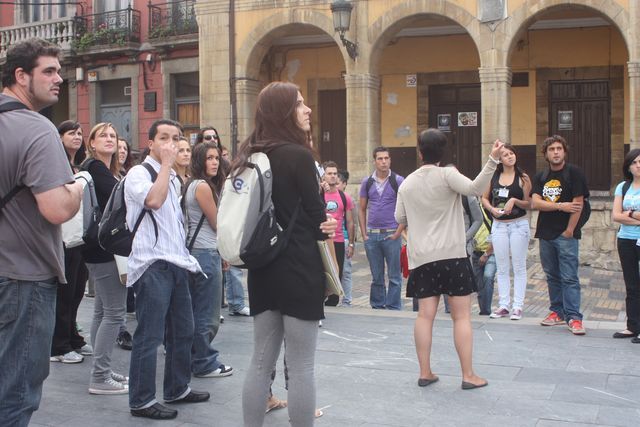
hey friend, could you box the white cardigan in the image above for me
[395,158,498,269]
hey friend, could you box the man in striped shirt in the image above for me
[125,119,206,420]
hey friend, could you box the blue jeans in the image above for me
[539,236,583,322]
[0,277,57,427]
[129,261,194,409]
[190,249,224,376]
[471,253,497,314]
[341,245,353,306]
[365,231,402,310]
[224,265,246,313]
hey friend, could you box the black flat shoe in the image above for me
[165,390,210,404]
[418,376,439,387]
[131,403,177,420]
[461,380,488,390]
[632,336,640,344]
[613,331,635,339]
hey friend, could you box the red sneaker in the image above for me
[568,319,586,335]
[540,311,564,326]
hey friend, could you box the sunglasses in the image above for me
[203,134,219,141]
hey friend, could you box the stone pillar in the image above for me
[197,9,231,142]
[479,67,512,160]
[344,73,380,179]
[235,78,262,146]
[629,62,640,149]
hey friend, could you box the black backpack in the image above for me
[0,100,29,213]
[364,172,399,196]
[98,162,158,256]
[540,165,591,231]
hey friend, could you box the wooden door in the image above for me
[550,80,610,190]
[318,90,347,169]
[428,85,481,178]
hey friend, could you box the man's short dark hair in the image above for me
[338,169,349,183]
[322,160,338,171]
[148,119,183,141]
[418,128,448,164]
[372,146,390,159]
[1,38,60,88]
[542,135,568,155]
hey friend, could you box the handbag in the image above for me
[317,239,344,297]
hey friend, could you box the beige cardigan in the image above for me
[395,158,498,269]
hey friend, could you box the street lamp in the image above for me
[331,0,358,60]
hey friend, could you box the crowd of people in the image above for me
[1,38,639,427]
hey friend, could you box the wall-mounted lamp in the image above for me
[331,0,358,60]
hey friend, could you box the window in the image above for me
[17,0,73,23]
[172,72,200,140]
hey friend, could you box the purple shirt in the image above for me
[359,171,404,229]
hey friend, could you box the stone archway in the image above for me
[367,1,483,74]
[236,9,346,80]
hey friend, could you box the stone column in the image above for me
[629,62,640,149]
[479,66,512,160]
[344,73,380,179]
[235,78,262,146]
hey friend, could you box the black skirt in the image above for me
[406,257,476,298]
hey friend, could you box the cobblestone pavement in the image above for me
[347,245,628,323]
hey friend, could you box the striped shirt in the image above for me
[124,156,201,286]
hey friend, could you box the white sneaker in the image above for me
[195,364,233,378]
[89,378,129,395]
[76,344,93,356]
[510,309,523,320]
[50,351,84,364]
[231,307,250,316]
[110,371,129,385]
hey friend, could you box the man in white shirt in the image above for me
[125,119,206,420]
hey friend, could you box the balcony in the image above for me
[73,7,141,56]
[0,17,76,61]
[148,0,198,49]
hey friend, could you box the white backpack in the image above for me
[62,171,99,248]
[217,152,299,268]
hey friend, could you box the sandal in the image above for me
[265,396,287,413]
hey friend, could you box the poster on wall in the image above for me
[437,114,452,132]
[406,74,417,87]
[458,112,477,127]
[558,110,573,130]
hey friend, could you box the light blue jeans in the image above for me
[224,265,246,313]
[491,218,530,310]
[190,248,224,376]
[539,236,583,322]
[341,240,353,306]
[0,277,57,427]
[364,231,402,310]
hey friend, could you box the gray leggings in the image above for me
[242,310,318,427]
[87,261,126,383]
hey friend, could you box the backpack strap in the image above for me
[365,172,399,196]
[131,162,159,244]
[461,195,472,220]
[622,180,632,198]
[338,190,348,224]
[0,100,30,211]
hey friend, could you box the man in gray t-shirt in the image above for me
[0,38,82,426]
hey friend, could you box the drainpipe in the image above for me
[229,0,238,155]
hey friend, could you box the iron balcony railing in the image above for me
[148,0,198,39]
[73,6,141,50]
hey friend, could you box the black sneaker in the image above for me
[117,330,133,350]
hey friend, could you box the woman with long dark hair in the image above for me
[611,148,640,343]
[481,144,531,320]
[185,142,234,377]
[83,122,129,394]
[396,128,503,390]
[50,120,91,364]
[237,82,336,426]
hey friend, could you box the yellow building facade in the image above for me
[195,0,637,198]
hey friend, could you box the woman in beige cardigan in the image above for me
[395,128,503,390]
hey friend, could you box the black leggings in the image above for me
[617,238,640,333]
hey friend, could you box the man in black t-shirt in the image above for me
[531,135,589,335]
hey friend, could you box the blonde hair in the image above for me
[86,122,120,176]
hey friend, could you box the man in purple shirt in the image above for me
[359,147,405,309]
